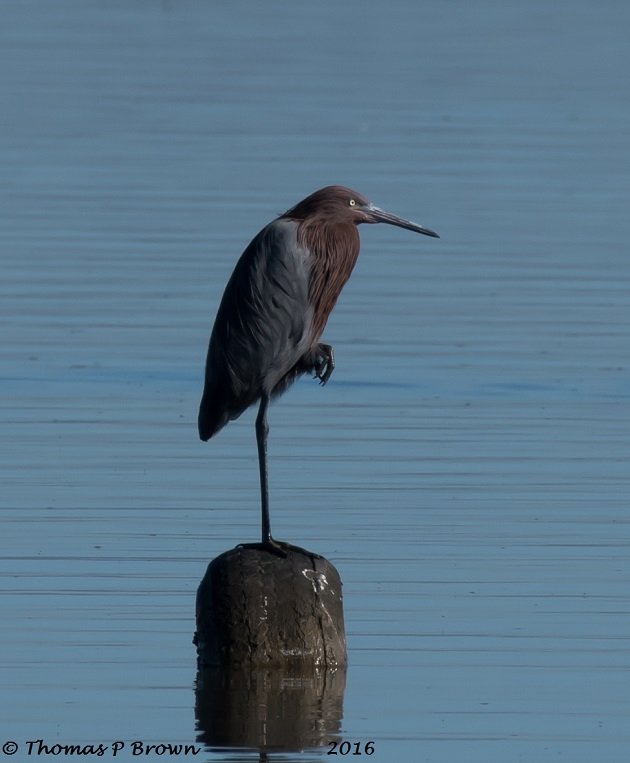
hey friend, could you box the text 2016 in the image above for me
[328,741,375,755]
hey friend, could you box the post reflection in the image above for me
[195,665,346,752]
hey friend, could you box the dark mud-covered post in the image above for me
[194,544,346,670]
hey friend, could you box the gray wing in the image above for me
[199,218,313,440]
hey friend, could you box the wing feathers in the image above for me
[198,219,313,440]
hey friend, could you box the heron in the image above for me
[199,186,438,553]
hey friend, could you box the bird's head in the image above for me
[284,185,439,238]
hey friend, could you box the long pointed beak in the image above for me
[365,205,439,238]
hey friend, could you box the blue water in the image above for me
[2,1,629,761]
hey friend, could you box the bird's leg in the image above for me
[255,392,272,545]
[244,394,287,556]
[235,394,320,559]
[313,343,335,386]
[237,392,328,560]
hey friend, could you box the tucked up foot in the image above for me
[313,343,335,386]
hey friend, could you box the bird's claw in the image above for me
[316,364,332,386]
[313,344,335,386]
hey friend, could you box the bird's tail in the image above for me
[197,387,231,442]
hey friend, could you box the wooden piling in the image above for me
[194,544,346,671]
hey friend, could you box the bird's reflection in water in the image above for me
[195,665,346,754]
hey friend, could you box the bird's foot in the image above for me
[237,539,288,558]
[274,540,325,560]
[237,539,324,560]
[313,343,335,386]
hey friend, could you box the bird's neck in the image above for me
[298,220,361,340]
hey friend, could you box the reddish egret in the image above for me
[199,186,438,552]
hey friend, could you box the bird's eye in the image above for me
[349,199,356,207]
